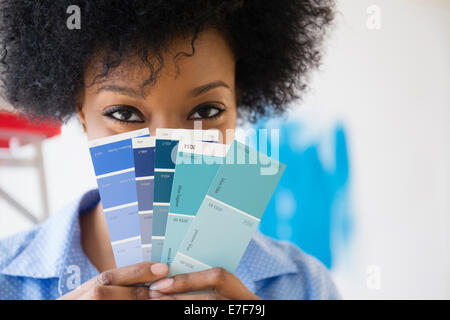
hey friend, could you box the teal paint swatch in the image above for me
[151,129,219,262]
[169,140,286,275]
[161,141,228,265]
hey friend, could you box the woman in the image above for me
[0,0,338,299]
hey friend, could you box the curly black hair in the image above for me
[0,0,334,123]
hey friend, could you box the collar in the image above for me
[1,189,298,288]
[1,189,100,279]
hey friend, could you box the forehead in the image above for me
[83,28,236,97]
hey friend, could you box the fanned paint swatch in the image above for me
[88,128,149,268]
[151,129,219,262]
[169,140,285,275]
[161,140,229,265]
[132,136,156,262]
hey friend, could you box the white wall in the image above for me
[305,0,450,299]
[0,0,449,299]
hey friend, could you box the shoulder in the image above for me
[238,231,341,300]
[0,226,41,271]
[0,189,99,274]
[0,226,43,299]
[0,190,98,299]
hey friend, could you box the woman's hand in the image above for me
[58,262,169,300]
[148,267,261,300]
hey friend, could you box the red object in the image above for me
[0,111,61,148]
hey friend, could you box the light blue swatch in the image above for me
[88,128,150,268]
[161,141,228,265]
[169,140,286,275]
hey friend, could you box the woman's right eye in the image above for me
[103,106,145,123]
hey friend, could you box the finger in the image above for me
[58,272,104,300]
[149,267,258,299]
[79,285,151,300]
[154,292,228,300]
[148,290,165,299]
[62,262,168,299]
[95,262,169,286]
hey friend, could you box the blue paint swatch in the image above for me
[88,128,150,268]
[132,136,155,262]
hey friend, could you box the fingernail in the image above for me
[150,263,168,275]
[150,277,173,291]
[149,290,164,299]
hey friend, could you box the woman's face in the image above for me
[77,28,237,141]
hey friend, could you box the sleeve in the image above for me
[289,244,341,300]
[292,248,341,299]
[255,242,341,300]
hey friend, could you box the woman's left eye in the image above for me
[188,104,225,120]
[103,106,144,123]
[110,110,142,122]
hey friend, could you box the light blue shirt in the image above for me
[0,189,340,300]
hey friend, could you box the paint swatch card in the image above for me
[88,128,150,268]
[169,140,286,275]
[161,140,229,265]
[132,136,156,262]
[152,128,220,262]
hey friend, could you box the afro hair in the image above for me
[0,0,335,123]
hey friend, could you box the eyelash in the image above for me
[187,103,226,121]
[102,105,145,125]
[102,103,226,124]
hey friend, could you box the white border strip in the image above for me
[178,141,229,157]
[205,195,260,222]
[96,167,134,179]
[142,244,152,248]
[138,210,153,215]
[177,252,212,269]
[153,202,170,206]
[103,201,138,213]
[152,236,165,240]
[88,128,149,147]
[168,212,194,218]
[155,168,175,173]
[136,176,154,181]
[132,136,155,149]
[111,235,141,246]
[156,128,219,142]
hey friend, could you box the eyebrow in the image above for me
[95,80,230,98]
[190,80,230,97]
[96,84,141,98]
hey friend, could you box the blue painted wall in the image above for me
[256,119,353,268]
